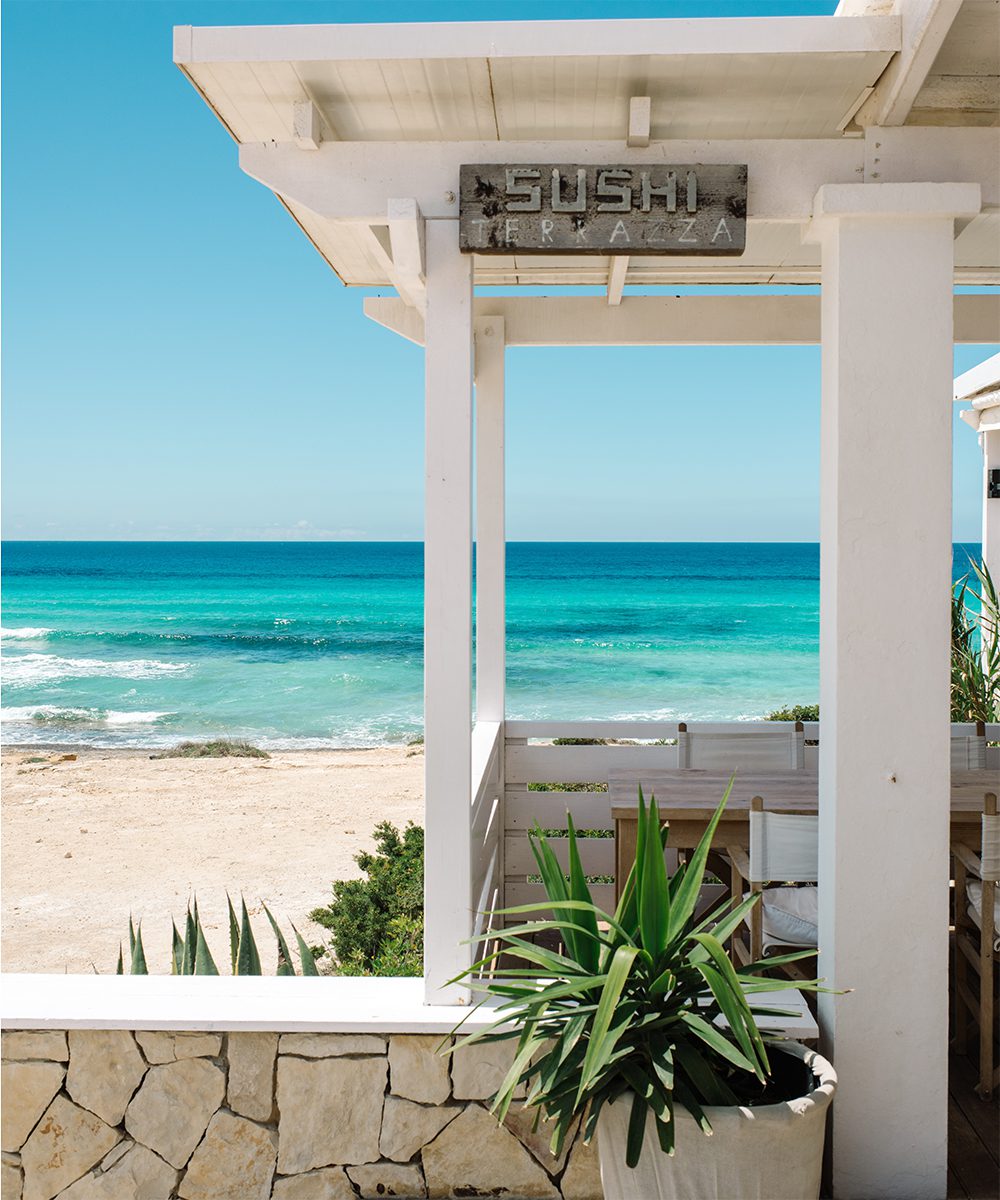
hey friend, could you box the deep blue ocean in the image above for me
[0,542,982,749]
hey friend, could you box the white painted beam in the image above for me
[364,293,1000,349]
[606,257,629,306]
[239,137,867,225]
[179,16,900,66]
[364,298,426,346]
[984,428,1000,596]
[387,198,426,313]
[627,97,651,148]
[239,128,998,228]
[423,222,475,1005]
[474,317,506,726]
[292,100,323,150]
[807,181,980,1200]
[853,0,963,127]
[360,214,426,313]
[954,351,1000,403]
[863,128,1000,209]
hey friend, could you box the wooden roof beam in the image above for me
[364,293,1000,349]
[852,0,963,127]
[606,257,629,307]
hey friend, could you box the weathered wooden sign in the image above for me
[459,164,747,256]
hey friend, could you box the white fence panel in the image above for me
[505,790,613,831]
[470,721,504,944]
[504,835,615,878]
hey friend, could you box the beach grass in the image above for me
[151,740,270,760]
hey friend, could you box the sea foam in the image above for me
[2,654,190,685]
[0,627,53,640]
[1,705,174,727]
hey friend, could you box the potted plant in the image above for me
[449,783,836,1200]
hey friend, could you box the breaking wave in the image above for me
[1,655,190,686]
[2,705,175,727]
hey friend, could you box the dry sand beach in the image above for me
[1,746,424,974]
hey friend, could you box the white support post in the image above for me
[474,317,506,726]
[607,256,629,307]
[423,220,475,1004]
[984,428,1000,585]
[806,181,981,1200]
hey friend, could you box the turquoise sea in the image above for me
[0,542,982,749]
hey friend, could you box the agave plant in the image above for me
[448,783,823,1168]
[117,894,318,976]
[952,559,1000,723]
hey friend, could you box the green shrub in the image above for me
[310,821,423,976]
[765,704,819,722]
[151,740,269,760]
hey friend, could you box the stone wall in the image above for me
[1,1029,603,1200]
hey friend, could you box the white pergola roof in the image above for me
[175,16,899,144]
[175,3,999,291]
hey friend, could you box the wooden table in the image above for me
[609,768,998,891]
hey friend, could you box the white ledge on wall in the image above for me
[0,974,504,1034]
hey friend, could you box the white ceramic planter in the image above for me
[597,1042,836,1200]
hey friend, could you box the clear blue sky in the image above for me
[1,1,994,542]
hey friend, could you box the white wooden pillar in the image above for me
[807,182,981,1199]
[423,219,475,1003]
[475,317,506,725]
[984,427,1000,584]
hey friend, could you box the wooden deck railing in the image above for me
[492,719,998,930]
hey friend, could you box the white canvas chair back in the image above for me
[677,723,805,770]
[982,811,1000,883]
[951,722,987,770]
[749,810,819,884]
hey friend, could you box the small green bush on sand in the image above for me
[152,740,269,760]
[311,821,423,976]
[766,704,819,723]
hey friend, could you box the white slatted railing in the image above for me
[470,721,504,947]
[498,720,998,922]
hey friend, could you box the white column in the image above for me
[807,182,980,1200]
[984,427,1000,583]
[475,317,506,725]
[423,220,475,1004]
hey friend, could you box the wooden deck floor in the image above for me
[948,1050,999,1199]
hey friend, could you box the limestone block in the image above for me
[558,1136,603,1200]
[421,1105,558,1199]
[0,1063,65,1153]
[449,1040,523,1101]
[226,1032,277,1122]
[503,1106,578,1174]
[1,1034,68,1063]
[1,1153,22,1200]
[378,1096,461,1163]
[269,1168,355,1199]
[278,1034,385,1058]
[20,1095,120,1200]
[57,1144,179,1200]
[178,1110,277,1200]
[134,1033,222,1064]
[98,1141,132,1173]
[67,1031,147,1125]
[124,1058,225,1169]
[275,1056,386,1175]
[388,1037,450,1105]
[347,1162,426,1198]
